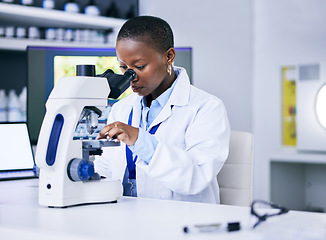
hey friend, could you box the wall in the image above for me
[139,0,253,132]
[253,0,326,200]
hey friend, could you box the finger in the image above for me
[96,124,115,139]
[116,127,139,146]
[106,126,122,141]
[116,131,127,142]
[108,122,124,139]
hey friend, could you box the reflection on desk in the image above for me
[0,179,325,240]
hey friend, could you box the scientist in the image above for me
[95,15,230,204]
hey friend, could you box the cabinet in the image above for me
[0,2,127,50]
[270,148,326,212]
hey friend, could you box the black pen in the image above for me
[183,222,241,234]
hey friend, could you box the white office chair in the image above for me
[217,131,254,207]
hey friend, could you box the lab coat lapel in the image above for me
[123,93,142,127]
[130,96,142,127]
[149,102,172,129]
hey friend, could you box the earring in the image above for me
[167,64,172,75]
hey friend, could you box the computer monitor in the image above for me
[27,46,192,144]
[0,122,37,180]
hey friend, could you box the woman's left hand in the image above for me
[96,121,139,146]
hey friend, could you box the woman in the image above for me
[95,15,230,204]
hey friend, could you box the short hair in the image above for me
[117,15,174,53]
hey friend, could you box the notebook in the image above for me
[0,122,38,180]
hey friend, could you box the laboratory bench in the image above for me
[0,179,326,240]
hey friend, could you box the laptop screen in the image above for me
[0,123,35,172]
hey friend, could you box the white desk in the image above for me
[0,179,326,240]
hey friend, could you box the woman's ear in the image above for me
[166,48,176,65]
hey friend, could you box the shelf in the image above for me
[270,147,326,164]
[0,38,115,51]
[0,3,126,51]
[0,3,126,29]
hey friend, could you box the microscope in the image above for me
[35,65,136,207]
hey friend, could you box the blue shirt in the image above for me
[128,70,179,164]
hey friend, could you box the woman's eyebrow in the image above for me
[132,58,145,64]
[117,58,127,65]
[117,58,145,65]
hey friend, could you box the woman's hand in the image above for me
[96,121,139,146]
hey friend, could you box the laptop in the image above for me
[0,122,38,180]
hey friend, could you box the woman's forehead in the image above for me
[116,39,162,61]
[117,36,164,53]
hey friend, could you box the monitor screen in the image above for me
[54,56,120,85]
[0,123,34,171]
[27,46,192,144]
[53,55,133,99]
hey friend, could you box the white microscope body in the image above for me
[35,65,135,207]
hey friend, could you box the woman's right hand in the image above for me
[96,121,139,146]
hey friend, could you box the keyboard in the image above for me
[0,170,38,181]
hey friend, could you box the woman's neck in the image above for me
[146,71,177,107]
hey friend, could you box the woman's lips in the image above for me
[131,85,142,92]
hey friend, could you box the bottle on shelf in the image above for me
[0,27,4,38]
[84,0,100,16]
[45,28,56,40]
[1,0,14,3]
[64,0,80,13]
[0,89,7,122]
[28,26,40,39]
[5,26,15,38]
[56,28,64,41]
[19,86,27,122]
[42,0,55,9]
[105,29,115,44]
[16,27,26,38]
[64,28,74,41]
[7,89,22,122]
[21,0,33,6]
[74,29,82,42]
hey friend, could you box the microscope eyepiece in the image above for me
[77,65,137,99]
[100,68,137,99]
[124,69,137,81]
[76,65,96,77]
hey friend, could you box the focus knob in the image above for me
[67,158,95,181]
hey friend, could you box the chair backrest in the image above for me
[217,131,254,207]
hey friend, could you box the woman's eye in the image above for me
[135,65,145,70]
[119,65,128,70]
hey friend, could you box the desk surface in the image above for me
[0,179,326,240]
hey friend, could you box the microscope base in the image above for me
[38,178,123,208]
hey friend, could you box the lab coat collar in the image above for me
[167,66,191,107]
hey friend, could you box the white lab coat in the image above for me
[95,67,230,204]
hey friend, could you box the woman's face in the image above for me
[116,39,172,99]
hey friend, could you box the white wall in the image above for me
[139,0,253,132]
[253,0,326,200]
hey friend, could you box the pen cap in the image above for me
[227,222,241,232]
